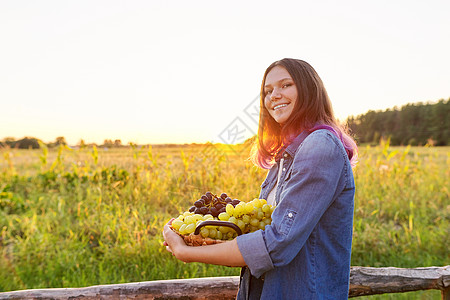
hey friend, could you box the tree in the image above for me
[56,136,67,146]
[16,137,40,149]
[103,139,114,148]
[1,137,16,148]
[78,139,86,149]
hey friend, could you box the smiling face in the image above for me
[263,66,298,126]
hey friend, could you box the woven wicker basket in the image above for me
[171,220,242,247]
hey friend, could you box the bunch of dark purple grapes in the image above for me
[189,192,241,217]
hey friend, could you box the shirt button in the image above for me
[288,212,293,218]
[284,153,288,158]
[282,168,286,171]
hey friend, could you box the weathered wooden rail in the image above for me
[0,266,448,299]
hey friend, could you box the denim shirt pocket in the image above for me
[279,209,297,236]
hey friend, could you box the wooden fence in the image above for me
[0,266,448,299]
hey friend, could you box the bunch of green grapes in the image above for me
[171,196,275,240]
[218,198,275,235]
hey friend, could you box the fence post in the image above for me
[443,286,449,300]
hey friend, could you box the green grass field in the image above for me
[0,142,448,299]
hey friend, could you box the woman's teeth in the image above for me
[274,104,288,110]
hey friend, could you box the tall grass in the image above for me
[0,143,448,299]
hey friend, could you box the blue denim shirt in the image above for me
[236,129,355,299]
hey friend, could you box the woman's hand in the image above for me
[162,218,246,267]
[162,219,188,260]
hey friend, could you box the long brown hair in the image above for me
[250,58,357,169]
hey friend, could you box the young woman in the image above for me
[163,58,358,299]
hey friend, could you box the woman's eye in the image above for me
[283,83,292,88]
[265,90,272,95]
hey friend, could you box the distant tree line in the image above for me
[346,98,449,146]
[2,99,449,149]
[0,137,125,149]
[77,139,125,149]
[1,137,39,149]
[0,136,68,149]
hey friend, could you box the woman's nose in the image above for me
[270,87,281,100]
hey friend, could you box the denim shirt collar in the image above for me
[280,130,310,160]
[259,130,313,200]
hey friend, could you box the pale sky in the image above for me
[1,0,449,145]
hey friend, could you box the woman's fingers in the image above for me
[163,222,175,240]
[163,226,179,244]
[163,218,183,255]
[162,219,174,238]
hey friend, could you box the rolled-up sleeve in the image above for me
[236,230,274,277]
[237,131,346,278]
